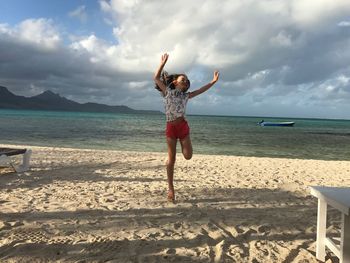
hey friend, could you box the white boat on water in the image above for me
[258,120,295,127]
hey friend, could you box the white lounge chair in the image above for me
[310,186,350,263]
[0,147,32,173]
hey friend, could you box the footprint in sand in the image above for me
[83,236,121,254]
[166,248,176,254]
[7,228,50,244]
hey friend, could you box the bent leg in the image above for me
[180,135,193,160]
[166,137,177,200]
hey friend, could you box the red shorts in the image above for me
[166,119,190,140]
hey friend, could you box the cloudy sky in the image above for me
[1,0,350,119]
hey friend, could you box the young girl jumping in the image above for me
[154,53,220,202]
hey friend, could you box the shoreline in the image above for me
[2,143,349,162]
[1,144,349,261]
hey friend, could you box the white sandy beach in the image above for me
[1,144,349,262]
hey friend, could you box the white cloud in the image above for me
[0,18,61,49]
[1,1,350,118]
[0,23,11,34]
[70,35,106,53]
[337,75,350,84]
[338,21,350,27]
[128,81,149,89]
[97,0,350,79]
[19,18,61,49]
[109,0,139,15]
[291,0,350,27]
[270,31,293,47]
[69,5,88,23]
[99,0,111,13]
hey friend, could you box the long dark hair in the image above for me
[155,71,190,93]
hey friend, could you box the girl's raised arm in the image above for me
[154,53,169,96]
[189,71,219,99]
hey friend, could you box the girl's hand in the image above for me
[161,53,169,65]
[212,70,220,83]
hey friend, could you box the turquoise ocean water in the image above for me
[1,109,350,160]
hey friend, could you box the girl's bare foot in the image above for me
[167,189,175,202]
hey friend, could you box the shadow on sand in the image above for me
[0,160,341,262]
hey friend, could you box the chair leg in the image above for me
[13,149,32,173]
[341,213,350,263]
[22,149,32,169]
[316,199,327,261]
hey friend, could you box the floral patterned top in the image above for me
[164,85,189,122]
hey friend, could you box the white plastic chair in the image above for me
[0,148,32,173]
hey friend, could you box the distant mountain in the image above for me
[0,86,162,115]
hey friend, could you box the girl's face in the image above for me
[174,75,190,91]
